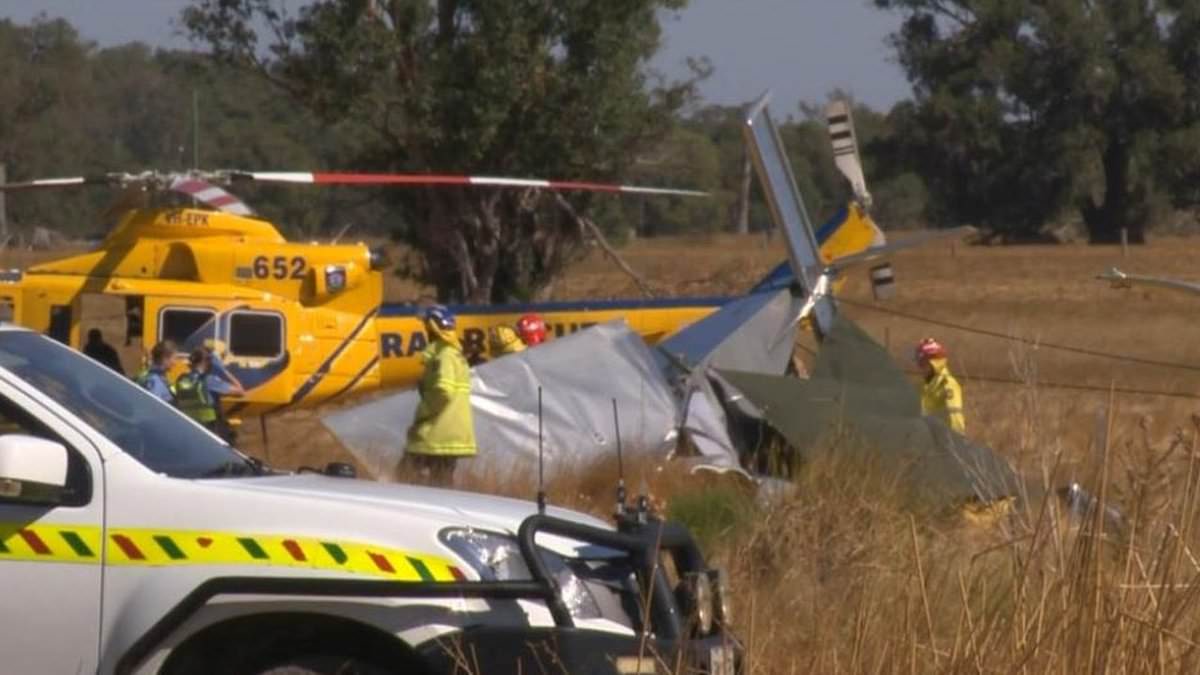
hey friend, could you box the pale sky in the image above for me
[0,0,912,113]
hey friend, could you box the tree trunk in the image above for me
[734,149,751,234]
[1083,138,1146,244]
[421,191,594,303]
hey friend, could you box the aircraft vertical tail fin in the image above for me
[743,97,890,302]
[742,92,836,336]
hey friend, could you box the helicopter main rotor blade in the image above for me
[227,171,710,197]
[0,176,110,191]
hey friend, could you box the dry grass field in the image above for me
[16,233,1200,672]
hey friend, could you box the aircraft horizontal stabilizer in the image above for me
[826,226,977,273]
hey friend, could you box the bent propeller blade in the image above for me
[826,99,872,211]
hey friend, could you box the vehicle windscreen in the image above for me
[0,331,256,478]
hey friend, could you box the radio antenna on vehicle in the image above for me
[537,386,546,515]
[612,398,627,518]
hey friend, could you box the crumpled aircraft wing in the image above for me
[321,320,726,479]
[656,288,802,375]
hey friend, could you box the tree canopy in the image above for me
[875,0,1200,242]
[183,0,702,302]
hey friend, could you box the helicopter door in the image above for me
[144,298,294,408]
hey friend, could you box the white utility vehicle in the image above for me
[0,326,739,674]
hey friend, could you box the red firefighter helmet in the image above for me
[914,337,947,363]
[516,313,547,345]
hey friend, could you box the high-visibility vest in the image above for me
[921,361,966,434]
[406,341,476,457]
[488,326,526,356]
[174,371,217,423]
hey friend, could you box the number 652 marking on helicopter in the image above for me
[252,255,307,280]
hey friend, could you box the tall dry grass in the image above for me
[716,399,1200,673]
[445,393,1200,673]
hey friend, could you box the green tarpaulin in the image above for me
[718,318,1020,505]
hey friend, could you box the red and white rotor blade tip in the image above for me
[230,171,709,197]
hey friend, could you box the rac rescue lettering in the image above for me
[379,322,597,360]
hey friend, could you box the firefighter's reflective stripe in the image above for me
[0,524,460,581]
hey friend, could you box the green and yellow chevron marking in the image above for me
[0,523,461,581]
[0,522,101,563]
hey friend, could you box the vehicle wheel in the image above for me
[257,654,394,675]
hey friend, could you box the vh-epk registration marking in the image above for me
[0,524,462,582]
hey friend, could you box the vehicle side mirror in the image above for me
[0,434,68,505]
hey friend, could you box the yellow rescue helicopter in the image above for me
[0,102,886,418]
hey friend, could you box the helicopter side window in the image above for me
[228,311,284,359]
[159,307,216,352]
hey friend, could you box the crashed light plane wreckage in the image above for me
[323,93,1015,505]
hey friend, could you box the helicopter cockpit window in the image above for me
[228,311,283,358]
[159,307,216,352]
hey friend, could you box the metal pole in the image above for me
[0,163,7,239]
[537,386,546,514]
[192,88,199,170]
[260,415,270,463]
[736,148,751,234]
[1121,227,1128,258]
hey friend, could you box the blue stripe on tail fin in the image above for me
[749,205,848,294]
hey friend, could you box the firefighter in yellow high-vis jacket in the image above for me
[915,337,966,435]
[403,305,476,485]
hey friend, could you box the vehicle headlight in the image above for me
[439,528,636,626]
[439,528,531,581]
[540,551,605,621]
